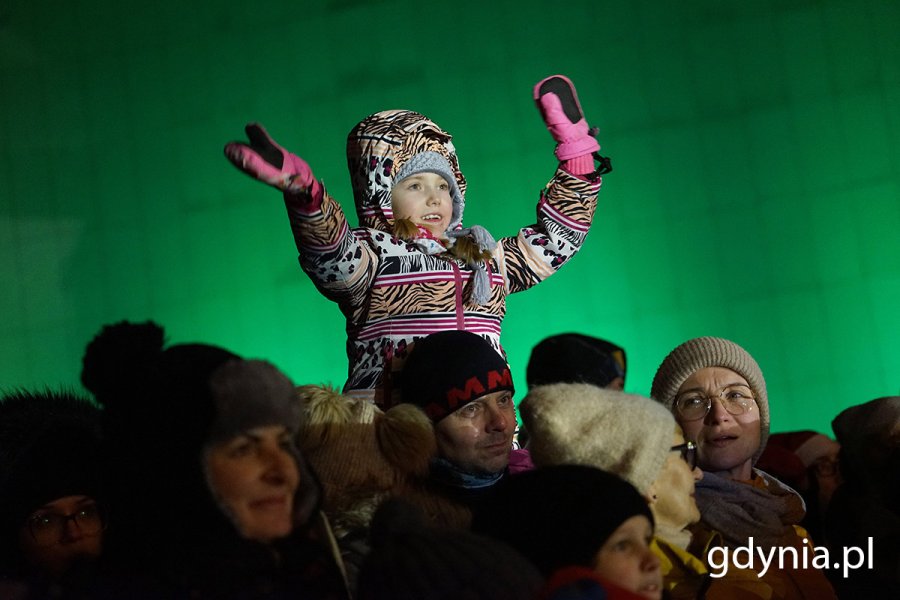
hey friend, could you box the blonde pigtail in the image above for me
[448,235,493,264]
[392,217,420,242]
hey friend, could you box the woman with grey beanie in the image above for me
[80,320,349,598]
[651,336,836,600]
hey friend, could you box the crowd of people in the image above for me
[2,75,898,598]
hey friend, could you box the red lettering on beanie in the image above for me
[487,368,512,390]
[446,376,486,409]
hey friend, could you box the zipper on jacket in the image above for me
[451,261,465,330]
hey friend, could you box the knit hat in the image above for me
[400,330,514,422]
[356,499,544,600]
[650,336,770,461]
[393,151,464,223]
[520,383,674,494]
[471,464,653,577]
[206,359,302,444]
[526,333,626,389]
[0,390,103,544]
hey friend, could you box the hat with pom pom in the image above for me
[296,384,444,536]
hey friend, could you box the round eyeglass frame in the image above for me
[673,388,756,422]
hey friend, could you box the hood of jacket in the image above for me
[346,109,467,234]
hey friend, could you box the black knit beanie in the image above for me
[471,464,653,577]
[527,333,626,389]
[400,330,514,422]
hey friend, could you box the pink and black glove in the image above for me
[224,123,322,203]
[534,75,611,176]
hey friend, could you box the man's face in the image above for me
[434,390,516,475]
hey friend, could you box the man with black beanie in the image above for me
[399,330,525,520]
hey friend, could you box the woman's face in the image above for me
[205,425,300,543]
[592,515,662,600]
[676,367,761,480]
[17,494,104,579]
[649,426,702,531]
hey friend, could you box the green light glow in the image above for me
[2,1,899,435]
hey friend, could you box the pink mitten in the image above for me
[224,124,320,197]
[534,75,602,173]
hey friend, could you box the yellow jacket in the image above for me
[653,534,773,600]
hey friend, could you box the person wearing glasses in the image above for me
[651,336,837,600]
[0,390,105,590]
[756,430,842,543]
[516,383,770,598]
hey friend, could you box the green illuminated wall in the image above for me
[2,0,899,434]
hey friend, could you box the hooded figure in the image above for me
[225,76,606,408]
[80,320,348,598]
[0,390,104,587]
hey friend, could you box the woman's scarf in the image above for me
[694,468,806,551]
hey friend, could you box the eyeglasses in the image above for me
[673,385,756,421]
[25,504,106,547]
[670,441,697,470]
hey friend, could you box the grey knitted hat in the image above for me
[520,383,674,494]
[650,336,770,462]
[206,359,302,444]
[393,151,464,230]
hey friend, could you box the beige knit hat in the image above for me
[650,336,770,462]
[519,383,674,495]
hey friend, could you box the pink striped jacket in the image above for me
[285,110,602,406]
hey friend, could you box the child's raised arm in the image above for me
[497,75,608,294]
[224,124,379,305]
[534,75,609,178]
[225,123,322,201]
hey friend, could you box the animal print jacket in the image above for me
[285,110,603,407]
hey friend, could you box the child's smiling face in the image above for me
[390,172,453,237]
